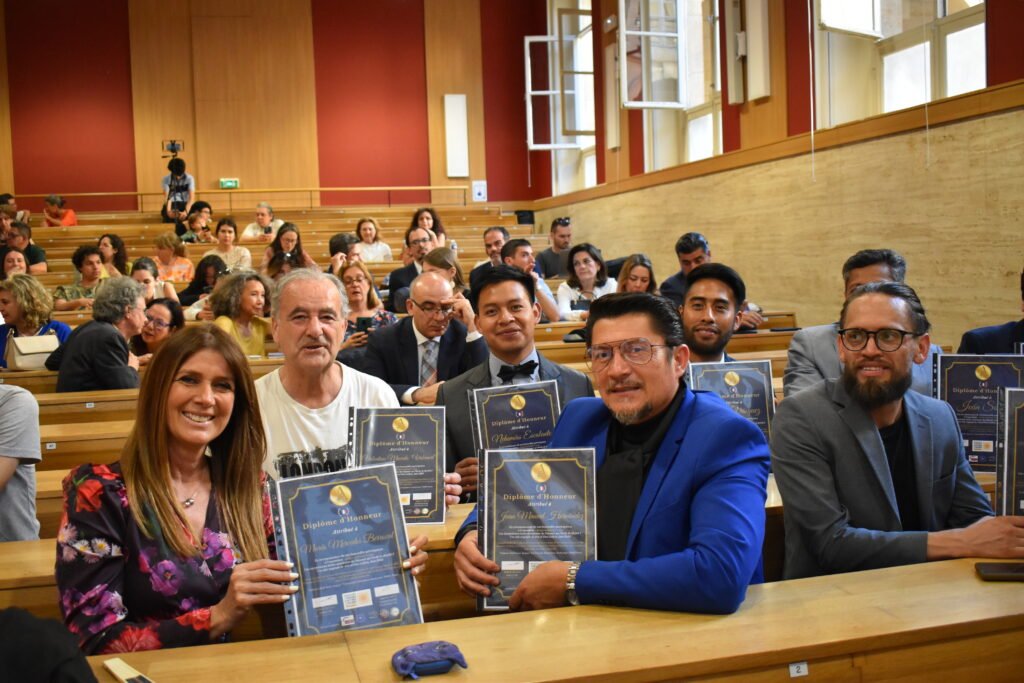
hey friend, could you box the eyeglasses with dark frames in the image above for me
[838,327,919,352]
[409,299,454,318]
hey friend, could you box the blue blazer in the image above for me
[957,319,1024,355]
[464,388,770,614]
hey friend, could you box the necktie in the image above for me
[497,360,539,383]
[420,339,438,387]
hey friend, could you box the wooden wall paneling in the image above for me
[424,0,487,206]
[533,108,1024,349]
[0,3,14,194]
[190,0,320,210]
[129,0,197,213]
[738,0,789,149]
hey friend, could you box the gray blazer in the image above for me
[770,379,992,580]
[435,354,593,473]
[783,323,939,398]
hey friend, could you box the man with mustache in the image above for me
[679,263,746,363]
[436,266,593,501]
[772,282,1023,579]
[453,292,770,613]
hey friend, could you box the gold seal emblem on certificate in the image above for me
[724,371,741,387]
[329,484,352,507]
[392,417,409,433]
[530,462,552,483]
[975,365,992,381]
[510,394,527,411]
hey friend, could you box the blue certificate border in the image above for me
[472,381,561,453]
[687,360,774,441]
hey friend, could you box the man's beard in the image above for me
[612,402,654,426]
[841,363,912,410]
[685,325,731,359]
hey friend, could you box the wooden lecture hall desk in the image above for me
[83,558,1024,682]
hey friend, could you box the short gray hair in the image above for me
[93,276,144,324]
[208,270,272,319]
[45,194,65,208]
[256,201,274,215]
[271,268,344,319]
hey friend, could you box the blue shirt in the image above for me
[0,320,72,368]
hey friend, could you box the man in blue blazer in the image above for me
[957,270,1024,354]
[773,282,1022,580]
[453,292,770,614]
[360,272,488,405]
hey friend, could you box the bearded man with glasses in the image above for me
[772,281,1022,580]
[453,292,770,613]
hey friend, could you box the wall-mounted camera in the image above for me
[161,140,185,158]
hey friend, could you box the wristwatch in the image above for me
[565,562,581,606]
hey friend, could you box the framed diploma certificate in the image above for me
[269,464,423,636]
[996,388,1024,516]
[470,380,561,453]
[349,407,445,525]
[478,448,597,611]
[934,354,1024,471]
[687,360,774,441]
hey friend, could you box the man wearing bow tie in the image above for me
[436,266,593,500]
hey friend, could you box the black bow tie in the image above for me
[497,360,539,383]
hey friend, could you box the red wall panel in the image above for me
[311,1,430,207]
[480,2,551,201]
[785,0,814,137]
[718,0,741,152]
[986,0,1024,87]
[5,0,137,212]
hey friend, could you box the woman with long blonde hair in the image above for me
[56,325,294,653]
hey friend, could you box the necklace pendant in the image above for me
[182,496,196,508]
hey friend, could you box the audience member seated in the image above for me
[0,274,72,369]
[259,223,316,274]
[385,225,436,312]
[53,246,104,311]
[130,297,185,366]
[210,271,272,357]
[616,253,658,294]
[500,239,559,323]
[362,272,487,405]
[680,264,746,364]
[454,293,770,613]
[97,233,129,278]
[784,249,940,398]
[327,232,361,275]
[0,384,40,541]
[0,208,13,242]
[265,250,303,281]
[46,277,145,392]
[468,226,508,291]
[0,193,30,224]
[338,261,397,354]
[437,266,593,500]
[1,249,27,279]
[42,194,77,227]
[536,217,573,278]
[423,246,468,297]
[179,255,229,307]
[4,222,47,274]
[241,202,283,241]
[161,157,195,223]
[772,282,1021,579]
[557,243,617,322]
[131,257,180,305]
[202,218,251,271]
[57,325,294,654]
[411,207,447,248]
[153,233,195,284]
[183,259,229,323]
[957,269,1024,354]
[180,211,214,244]
[355,217,393,262]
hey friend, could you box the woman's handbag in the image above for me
[4,329,59,371]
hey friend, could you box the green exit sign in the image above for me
[219,178,239,189]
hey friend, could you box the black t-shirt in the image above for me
[879,410,921,531]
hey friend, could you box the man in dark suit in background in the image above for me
[957,269,1024,354]
[362,272,487,405]
[436,266,593,498]
[468,226,509,292]
[385,225,435,312]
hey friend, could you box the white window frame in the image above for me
[618,0,689,109]
[557,8,597,136]
[524,36,582,151]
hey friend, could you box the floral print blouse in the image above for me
[343,309,397,340]
[56,463,274,654]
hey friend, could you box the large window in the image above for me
[815,0,986,128]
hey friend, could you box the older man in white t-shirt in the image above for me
[256,270,461,505]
